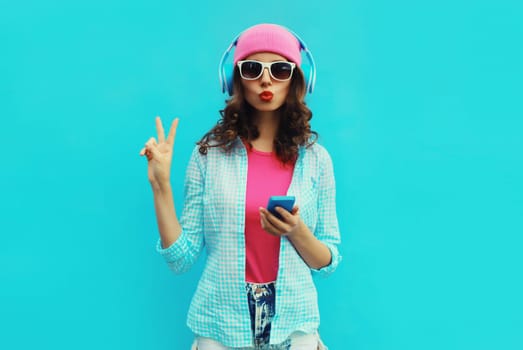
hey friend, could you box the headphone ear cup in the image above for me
[300,63,313,94]
[223,62,234,96]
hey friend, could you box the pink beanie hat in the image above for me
[233,24,302,66]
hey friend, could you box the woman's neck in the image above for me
[249,111,280,152]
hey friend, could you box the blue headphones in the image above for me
[218,27,317,96]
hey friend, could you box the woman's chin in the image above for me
[246,100,285,112]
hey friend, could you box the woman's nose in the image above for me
[260,67,272,84]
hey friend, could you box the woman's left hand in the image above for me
[259,206,303,238]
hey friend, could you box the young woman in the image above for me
[140,23,341,350]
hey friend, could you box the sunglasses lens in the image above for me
[271,62,293,80]
[240,61,262,79]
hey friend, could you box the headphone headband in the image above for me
[219,27,316,96]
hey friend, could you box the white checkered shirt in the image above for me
[156,138,342,347]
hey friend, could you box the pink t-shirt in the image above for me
[244,143,295,283]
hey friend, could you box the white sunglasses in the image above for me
[237,60,296,81]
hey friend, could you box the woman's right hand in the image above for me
[139,116,179,189]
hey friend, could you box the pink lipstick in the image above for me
[259,91,273,102]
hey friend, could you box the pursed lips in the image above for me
[259,91,274,102]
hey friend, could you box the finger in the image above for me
[167,118,179,145]
[145,143,162,159]
[261,208,291,232]
[264,206,293,225]
[145,137,157,148]
[144,138,160,156]
[145,149,153,161]
[156,116,166,143]
[275,206,295,221]
[260,212,281,236]
[141,137,157,156]
[260,212,268,230]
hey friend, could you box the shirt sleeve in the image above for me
[156,147,206,274]
[311,147,342,278]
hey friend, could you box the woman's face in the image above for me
[239,52,292,113]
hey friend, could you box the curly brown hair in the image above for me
[197,67,318,164]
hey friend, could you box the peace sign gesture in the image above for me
[140,117,179,187]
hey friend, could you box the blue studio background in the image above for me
[1,0,522,349]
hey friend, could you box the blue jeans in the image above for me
[245,282,290,349]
